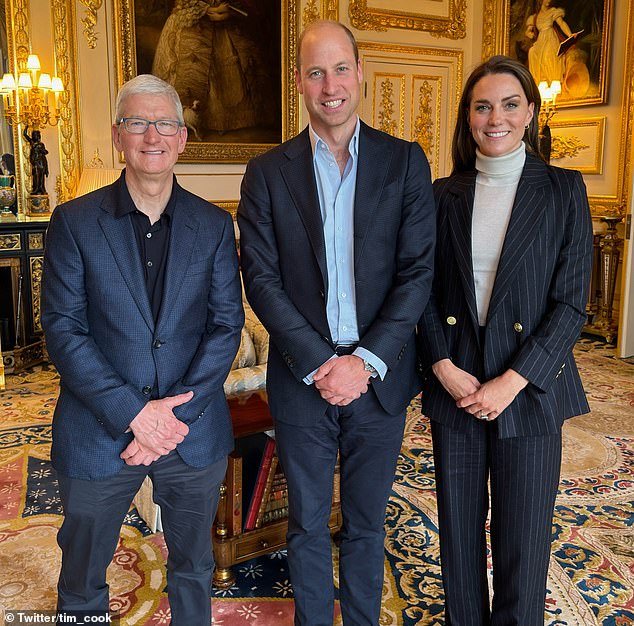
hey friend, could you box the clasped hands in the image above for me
[120,391,193,466]
[432,359,528,422]
[313,355,371,406]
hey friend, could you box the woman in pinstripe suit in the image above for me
[419,56,593,625]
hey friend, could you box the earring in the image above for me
[525,124,529,130]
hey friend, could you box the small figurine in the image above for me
[23,127,49,196]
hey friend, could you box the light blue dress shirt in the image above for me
[303,120,387,384]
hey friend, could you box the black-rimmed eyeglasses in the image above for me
[118,117,183,136]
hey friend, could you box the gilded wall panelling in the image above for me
[303,0,320,26]
[78,0,103,49]
[412,76,441,173]
[549,117,606,175]
[303,0,339,28]
[481,0,502,61]
[349,0,466,39]
[52,0,82,203]
[323,0,338,20]
[358,42,462,179]
[374,75,404,138]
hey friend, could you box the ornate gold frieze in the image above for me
[78,0,103,49]
[30,256,43,333]
[303,0,319,26]
[52,0,82,203]
[0,233,21,250]
[378,78,397,137]
[413,81,434,164]
[28,232,44,251]
[349,0,386,31]
[551,135,589,161]
[349,0,466,39]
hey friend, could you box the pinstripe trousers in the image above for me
[431,419,562,626]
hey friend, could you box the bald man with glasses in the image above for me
[42,74,243,625]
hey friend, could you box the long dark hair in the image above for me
[451,55,542,174]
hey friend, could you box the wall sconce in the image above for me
[0,53,65,215]
[537,80,561,163]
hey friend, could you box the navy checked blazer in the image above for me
[41,176,244,479]
[238,122,436,424]
[418,153,592,438]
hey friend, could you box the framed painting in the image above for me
[113,0,299,163]
[504,0,612,107]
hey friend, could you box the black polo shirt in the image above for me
[114,171,177,322]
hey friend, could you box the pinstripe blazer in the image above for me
[238,123,436,424]
[41,175,244,479]
[418,153,592,438]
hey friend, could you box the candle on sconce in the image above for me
[18,72,32,105]
[26,54,40,91]
[0,73,14,110]
[38,73,53,113]
[51,77,63,111]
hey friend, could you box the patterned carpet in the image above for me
[0,346,633,625]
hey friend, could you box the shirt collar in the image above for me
[308,117,360,161]
[114,168,178,221]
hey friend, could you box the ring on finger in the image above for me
[477,411,488,419]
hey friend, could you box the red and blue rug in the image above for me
[1,349,633,624]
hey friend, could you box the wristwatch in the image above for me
[363,359,378,377]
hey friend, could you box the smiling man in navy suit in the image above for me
[238,21,435,625]
[42,74,243,625]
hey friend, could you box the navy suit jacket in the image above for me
[42,175,244,479]
[419,153,592,438]
[237,122,436,424]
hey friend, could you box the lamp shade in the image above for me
[26,54,41,71]
[76,168,120,197]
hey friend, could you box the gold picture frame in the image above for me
[502,0,612,108]
[549,116,606,175]
[112,0,299,163]
[349,0,467,39]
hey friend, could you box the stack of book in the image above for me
[233,432,342,533]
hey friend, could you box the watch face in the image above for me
[364,361,376,373]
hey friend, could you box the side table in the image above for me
[213,390,342,588]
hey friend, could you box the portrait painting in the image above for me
[114,0,298,162]
[505,0,612,107]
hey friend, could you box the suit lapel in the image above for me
[280,130,328,285]
[98,186,155,331]
[487,154,550,321]
[157,197,198,332]
[447,171,480,337]
[353,123,390,268]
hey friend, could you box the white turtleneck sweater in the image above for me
[472,143,526,326]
